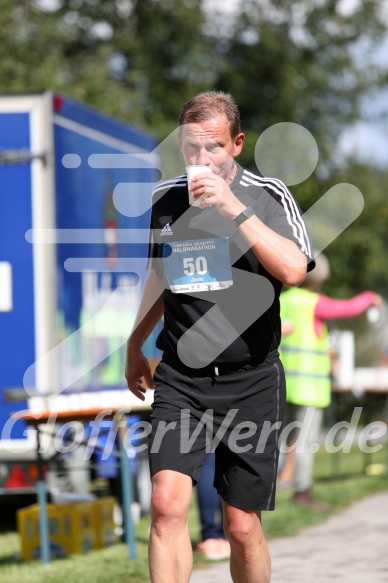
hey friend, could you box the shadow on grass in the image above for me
[0,555,21,567]
[316,470,371,482]
[0,552,69,567]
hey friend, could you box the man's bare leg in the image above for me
[149,470,193,583]
[223,503,271,583]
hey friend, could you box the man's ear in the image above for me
[233,132,245,156]
[177,129,183,152]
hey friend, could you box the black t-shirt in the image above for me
[148,163,314,368]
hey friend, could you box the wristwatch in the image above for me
[233,206,255,227]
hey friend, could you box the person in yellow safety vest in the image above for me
[279,252,382,506]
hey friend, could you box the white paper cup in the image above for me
[186,165,212,206]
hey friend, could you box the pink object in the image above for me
[313,291,376,337]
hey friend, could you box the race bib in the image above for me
[162,237,233,293]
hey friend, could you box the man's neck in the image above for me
[225,163,237,186]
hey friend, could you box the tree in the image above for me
[214,0,387,169]
[0,0,135,121]
[1,0,387,151]
[319,162,388,298]
[0,0,215,134]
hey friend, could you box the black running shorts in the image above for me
[148,352,286,511]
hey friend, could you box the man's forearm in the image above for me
[236,214,308,287]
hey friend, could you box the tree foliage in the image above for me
[320,163,388,298]
[1,0,387,144]
[0,0,214,132]
[217,0,387,163]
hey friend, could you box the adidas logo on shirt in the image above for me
[160,223,173,236]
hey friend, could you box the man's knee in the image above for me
[151,470,192,524]
[225,522,251,546]
[224,507,264,548]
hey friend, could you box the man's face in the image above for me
[178,113,244,181]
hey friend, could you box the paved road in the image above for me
[189,491,388,583]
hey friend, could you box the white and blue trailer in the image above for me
[0,92,162,535]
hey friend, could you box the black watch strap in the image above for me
[233,206,255,227]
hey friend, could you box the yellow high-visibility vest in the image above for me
[280,288,331,408]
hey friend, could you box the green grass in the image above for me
[0,444,386,583]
